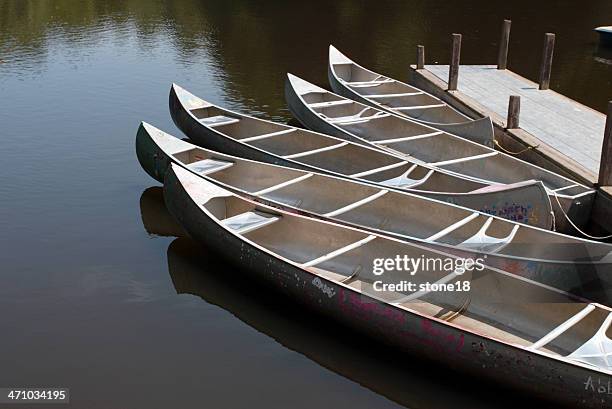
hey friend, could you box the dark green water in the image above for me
[1,1,610,408]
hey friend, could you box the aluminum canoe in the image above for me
[136,122,612,304]
[328,45,495,147]
[163,162,612,409]
[169,84,554,229]
[285,73,596,234]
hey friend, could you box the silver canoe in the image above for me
[163,162,612,409]
[169,84,554,229]
[328,45,495,147]
[136,122,612,304]
[285,73,596,234]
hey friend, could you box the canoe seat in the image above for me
[379,170,433,189]
[187,159,234,175]
[222,211,279,234]
[567,313,612,371]
[199,115,240,128]
[459,217,519,253]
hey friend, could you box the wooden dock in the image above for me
[409,65,604,185]
[408,61,612,235]
[406,20,612,234]
[427,65,604,176]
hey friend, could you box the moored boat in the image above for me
[163,162,612,409]
[327,45,495,147]
[285,73,596,234]
[136,122,612,304]
[169,84,554,229]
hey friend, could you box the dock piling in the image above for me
[599,101,612,186]
[497,20,512,70]
[448,33,462,91]
[539,33,555,90]
[507,95,521,129]
[417,45,425,69]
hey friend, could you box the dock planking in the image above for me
[424,65,605,176]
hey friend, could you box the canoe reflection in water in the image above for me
[139,187,556,409]
[594,44,612,66]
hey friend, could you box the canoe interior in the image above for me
[174,165,612,372]
[293,76,593,200]
[330,53,467,123]
[155,126,611,264]
[184,99,489,193]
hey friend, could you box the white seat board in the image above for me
[222,211,280,235]
[187,159,234,175]
[199,115,240,128]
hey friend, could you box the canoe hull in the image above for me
[163,164,611,409]
[327,65,495,148]
[169,86,303,169]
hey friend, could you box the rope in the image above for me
[494,139,539,155]
[551,190,612,240]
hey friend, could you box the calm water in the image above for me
[1,1,611,408]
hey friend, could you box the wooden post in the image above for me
[507,95,521,129]
[448,33,462,91]
[539,33,555,90]
[599,101,612,186]
[497,20,511,70]
[416,45,425,69]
